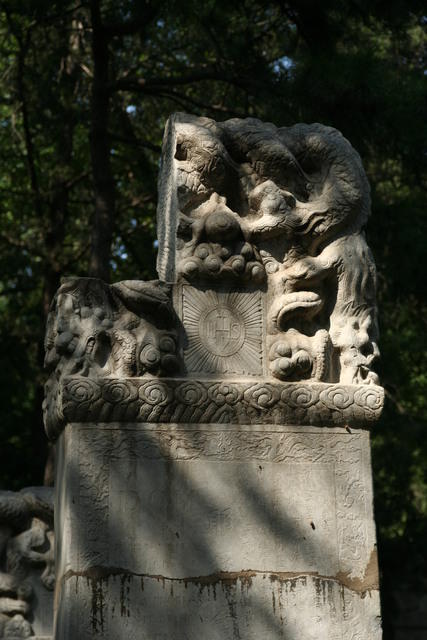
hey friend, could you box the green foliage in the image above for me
[0,0,425,633]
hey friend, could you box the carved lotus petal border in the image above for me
[45,376,384,439]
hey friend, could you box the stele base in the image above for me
[53,421,381,640]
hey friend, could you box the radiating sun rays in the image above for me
[183,287,263,375]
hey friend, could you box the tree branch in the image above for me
[109,132,160,153]
[62,241,91,271]
[113,69,248,93]
[148,88,248,118]
[6,12,44,218]
[0,232,29,249]
[88,0,115,281]
[102,3,158,37]
[61,170,90,192]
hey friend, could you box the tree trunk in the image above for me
[89,0,115,283]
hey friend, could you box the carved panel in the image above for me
[60,424,380,639]
[44,277,180,381]
[76,424,375,580]
[42,376,385,439]
[182,286,263,376]
[156,114,381,387]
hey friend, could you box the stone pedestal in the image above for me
[45,113,384,638]
[54,420,381,639]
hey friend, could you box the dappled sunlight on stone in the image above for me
[46,114,383,639]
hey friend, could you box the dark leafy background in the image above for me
[0,1,425,635]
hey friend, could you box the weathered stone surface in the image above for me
[46,113,384,639]
[182,286,264,375]
[158,113,379,387]
[54,423,381,639]
[0,488,54,639]
[46,376,383,440]
[43,277,180,437]
[44,115,382,440]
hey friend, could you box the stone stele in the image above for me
[44,113,384,639]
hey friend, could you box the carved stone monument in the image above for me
[0,487,54,640]
[45,114,384,639]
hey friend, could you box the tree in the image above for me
[0,1,425,635]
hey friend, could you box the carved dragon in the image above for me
[43,277,182,436]
[171,115,379,385]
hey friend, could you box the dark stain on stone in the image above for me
[266,548,379,595]
[223,582,241,639]
[277,580,284,624]
[120,574,131,617]
[65,566,129,581]
[87,574,106,633]
[62,544,380,622]
[335,546,379,593]
[314,576,322,603]
[340,584,347,613]
[182,570,256,591]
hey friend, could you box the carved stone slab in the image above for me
[54,423,381,640]
[44,376,384,440]
[182,286,263,376]
[157,113,380,388]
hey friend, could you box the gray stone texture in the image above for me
[44,113,384,639]
[55,423,381,639]
[0,488,54,639]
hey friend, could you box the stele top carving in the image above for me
[43,113,383,438]
[157,113,380,387]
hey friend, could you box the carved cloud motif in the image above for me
[158,114,380,387]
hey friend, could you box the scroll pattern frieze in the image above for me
[45,376,383,438]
